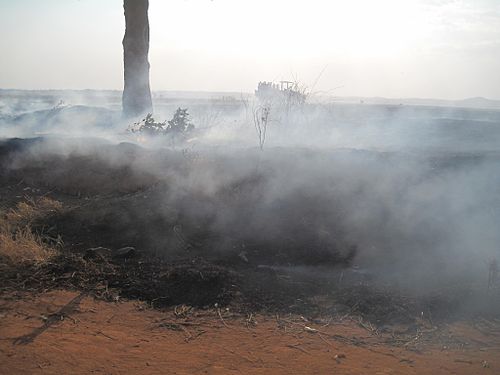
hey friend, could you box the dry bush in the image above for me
[0,197,62,265]
[5,196,63,229]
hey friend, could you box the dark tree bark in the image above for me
[122,0,153,117]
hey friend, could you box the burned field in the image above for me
[1,135,500,374]
[1,136,499,325]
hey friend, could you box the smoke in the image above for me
[1,89,500,296]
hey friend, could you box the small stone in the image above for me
[84,247,111,260]
[238,251,249,262]
[113,246,137,259]
[304,326,318,333]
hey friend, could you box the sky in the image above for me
[0,0,499,99]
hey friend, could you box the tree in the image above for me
[122,0,153,117]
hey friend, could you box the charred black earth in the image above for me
[1,137,499,327]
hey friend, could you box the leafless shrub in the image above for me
[283,80,308,113]
[253,104,271,150]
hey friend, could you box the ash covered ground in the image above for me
[1,90,500,327]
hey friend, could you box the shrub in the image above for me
[128,113,167,135]
[127,108,195,137]
[166,108,194,134]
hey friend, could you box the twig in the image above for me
[245,313,256,329]
[217,308,229,328]
[318,332,333,346]
[96,330,116,340]
[158,321,202,327]
[454,359,473,364]
[322,316,333,328]
[286,344,310,355]
[186,330,206,342]
[106,314,115,323]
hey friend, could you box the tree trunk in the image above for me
[122,0,152,117]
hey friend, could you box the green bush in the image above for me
[128,108,194,137]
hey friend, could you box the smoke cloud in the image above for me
[1,89,500,296]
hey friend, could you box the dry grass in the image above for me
[0,226,56,265]
[0,197,62,266]
[5,196,63,228]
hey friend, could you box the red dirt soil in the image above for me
[1,290,499,374]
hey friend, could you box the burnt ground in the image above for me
[0,137,499,330]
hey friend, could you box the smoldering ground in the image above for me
[1,92,500,320]
[2,137,500,286]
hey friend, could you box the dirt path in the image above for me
[1,290,499,374]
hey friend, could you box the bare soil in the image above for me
[1,290,499,375]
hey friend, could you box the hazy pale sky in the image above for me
[0,0,499,99]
